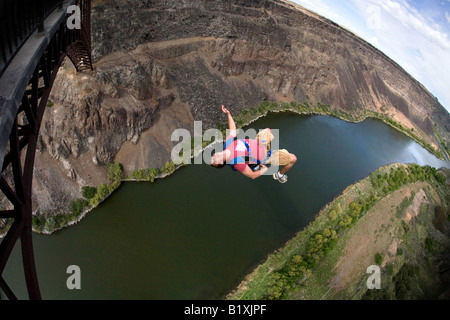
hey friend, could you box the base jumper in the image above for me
[210,105,297,183]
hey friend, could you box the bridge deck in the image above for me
[0,0,76,172]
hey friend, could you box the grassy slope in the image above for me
[227,163,450,300]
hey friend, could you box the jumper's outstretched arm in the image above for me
[222,105,237,137]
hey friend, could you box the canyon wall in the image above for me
[28,0,449,215]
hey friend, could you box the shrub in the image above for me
[131,169,145,180]
[146,168,160,182]
[68,199,88,216]
[349,202,363,219]
[97,183,109,199]
[108,162,123,183]
[161,161,176,174]
[424,237,435,253]
[374,253,383,265]
[338,215,352,229]
[328,209,338,221]
[393,264,416,299]
[32,215,47,230]
[81,186,97,199]
[89,197,99,208]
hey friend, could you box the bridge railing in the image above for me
[0,0,65,77]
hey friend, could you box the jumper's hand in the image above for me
[222,104,236,137]
[260,164,268,175]
[222,105,230,115]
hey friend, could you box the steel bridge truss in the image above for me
[0,0,92,300]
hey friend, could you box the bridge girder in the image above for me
[0,0,92,300]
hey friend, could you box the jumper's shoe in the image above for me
[273,172,288,184]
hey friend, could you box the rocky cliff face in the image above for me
[31,0,449,215]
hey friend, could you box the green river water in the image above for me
[2,113,448,299]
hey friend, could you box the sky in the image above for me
[290,0,450,113]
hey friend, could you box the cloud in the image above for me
[351,0,450,109]
[364,0,450,49]
[292,0,450,111]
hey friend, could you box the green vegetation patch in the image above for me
[32,162,124,234]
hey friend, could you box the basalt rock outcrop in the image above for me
[27,0,450,215]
